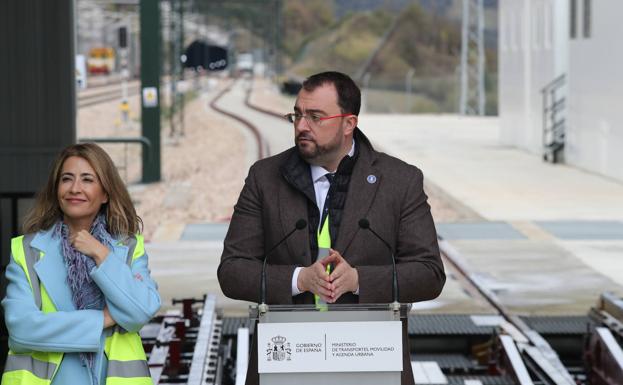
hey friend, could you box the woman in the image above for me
[2,143,161,385]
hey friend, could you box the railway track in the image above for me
[438,240,579,384]
[77,80,140,108]
[208,80,267,159]
[77,74,176,108]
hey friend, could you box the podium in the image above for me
[250,303,410,385]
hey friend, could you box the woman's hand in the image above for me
[103,306,116,329]
[71,230,110,265]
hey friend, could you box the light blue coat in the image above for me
[2,226,161,385]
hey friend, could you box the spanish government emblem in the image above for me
[266,335,292,362]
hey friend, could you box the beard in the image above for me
[295,127,344,166]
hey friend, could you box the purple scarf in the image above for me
[54,214,113,383]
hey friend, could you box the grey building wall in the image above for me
[499,0,623,182]
[566,0,623,181]
[0,0,76,366]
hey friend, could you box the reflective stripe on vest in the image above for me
[123,234,145,265]
[104,328,151,383]
[2,234,152,385]
[107,360,149,378]
[3,353,57,381]
[2,370,51,385]
[11,234,42,309]
[4,354,52,378]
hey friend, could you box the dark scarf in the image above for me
[53,213,113,383]
[280,138,360,259]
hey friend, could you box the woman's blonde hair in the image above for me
[23,143,143,237]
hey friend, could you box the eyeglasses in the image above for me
[283,113,353,126]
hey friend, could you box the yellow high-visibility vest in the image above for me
[315,215,332,309]
[2,234,153,385]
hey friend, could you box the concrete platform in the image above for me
[148,239,253,316]
[358,114,623,315]
[359,114,623,221]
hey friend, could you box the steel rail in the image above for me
[76,74,174,108]
[209,79,266,160]
[243,80,284,119]
[438,238,576,385]
[77,83,141,108]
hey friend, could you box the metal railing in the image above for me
[541,74,567,163]
[78,137,152,183]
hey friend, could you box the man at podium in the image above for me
[218,71,445,385]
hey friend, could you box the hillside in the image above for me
[286,1,497,114]
[288,9,394,77]
[364,3,463,113]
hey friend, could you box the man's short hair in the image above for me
[302,71,361,116]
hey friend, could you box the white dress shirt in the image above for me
[291,140,358,295]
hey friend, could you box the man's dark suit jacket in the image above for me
[218,130,445,385]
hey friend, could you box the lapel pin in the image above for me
[367,174,377,184]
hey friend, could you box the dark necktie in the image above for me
[321,173,335,227]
